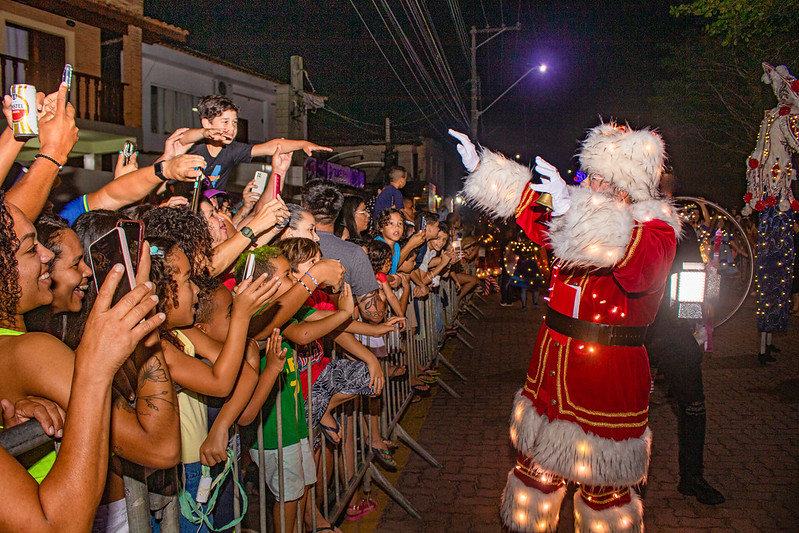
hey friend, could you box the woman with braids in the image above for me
[0,192,174,532]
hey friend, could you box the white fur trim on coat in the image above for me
[510,390,652,487]
[579,123,666,203]
[574,489,643,533]
[501,471,567,533]
[460,149,532,219]
[630,199,682,238]
[547,187,635,269]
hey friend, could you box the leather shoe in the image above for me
[678,475,725,505]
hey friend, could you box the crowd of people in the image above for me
[0,86,481,533]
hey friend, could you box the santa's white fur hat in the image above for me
[578,123,666,203]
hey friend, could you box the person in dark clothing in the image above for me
[645,222,725,505]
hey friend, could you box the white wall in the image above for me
[141,43,280,153]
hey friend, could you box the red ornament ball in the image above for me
[792,80,799,93]
[792,200,799,211]
[754,201,765,212]
[779,106,791,116]
[748,158,760,169]
[743,193,753,203]
[766,196,777,207]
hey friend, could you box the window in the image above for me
[150,86,201,134]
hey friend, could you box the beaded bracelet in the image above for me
[298,278,314,296]
[34,153,63,170]
[303,271,319,288]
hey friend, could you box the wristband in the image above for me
[153,161,167,181]
[303,271,319,288]
[376,272,388,284]
[298,278,314,296]
[34,153,63,170]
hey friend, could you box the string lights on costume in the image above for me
[743,63,798,334]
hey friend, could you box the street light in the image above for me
[470,23,548,137]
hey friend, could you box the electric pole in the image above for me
[470,23,521,138]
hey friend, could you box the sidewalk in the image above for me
[355,294,798,532]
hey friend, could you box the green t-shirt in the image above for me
[255,306,315,450]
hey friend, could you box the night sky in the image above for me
[143,0,767,206]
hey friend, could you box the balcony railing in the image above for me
[1,54,126,125]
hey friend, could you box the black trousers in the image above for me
[645,319,707,478]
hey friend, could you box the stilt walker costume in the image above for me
[450,124,680,532]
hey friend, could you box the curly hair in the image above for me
[365,239,393,275]
[276,237,320,273]
[0,193,21,326]
[197,95,240,121]
[302,179,344,224]
[143,206,213,277]
[375,207,403,233]
[233,245,282,284]
[193,275,223,325]
[147,236,184,348]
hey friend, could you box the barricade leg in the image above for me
[124,473,151,532]
[366,463,422,520]
[394,424,441,468]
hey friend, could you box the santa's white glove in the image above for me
[448,129,479,172]
[532,156,571,216]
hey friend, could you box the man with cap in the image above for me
[451,124,680,532]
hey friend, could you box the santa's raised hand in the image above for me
[532,156,571,216]
[448,129,479,172]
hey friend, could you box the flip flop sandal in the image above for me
[345,498,378,521]
[319,418,342,446]
[422,368,441,376]
[412,383,431,394]
[371,446,398,470]
[416,374,436,384]
[389,364,408,379]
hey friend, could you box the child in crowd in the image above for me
[178,95,331,192]
[235,246,356,533]
[374,207,425,275]
[148,236,277,532]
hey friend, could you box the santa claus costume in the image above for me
[451,124,680,532]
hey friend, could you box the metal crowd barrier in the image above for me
[0,273,482,532]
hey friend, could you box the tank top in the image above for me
[0,327,56,483]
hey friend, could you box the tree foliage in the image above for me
[671,0,799,46]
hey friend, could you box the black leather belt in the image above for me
[544,307,648,347]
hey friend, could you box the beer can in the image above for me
[9,84,38,139]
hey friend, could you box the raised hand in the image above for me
[162,127,191,160]
[336,283,354,316]
[271,144,293,178]
[37,83,78,165]
[161,153,207,182]
[532,156,571,216]
[448,129,479,172]
[264,328,288,375]
[233,273,282,318]
[76,266,165,376]
[114,149,138,180]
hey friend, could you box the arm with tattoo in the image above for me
[357,289,387,324]
[109,346,180,468]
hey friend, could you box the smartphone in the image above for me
[116,219,144,274]
[122,141,136,165]
[243,253,256,280]
[61,64,73,106]
[252,171,269,196]
[453,232,463,260]
[272,173,281,199]
[89,227,137,307]
[420,216,427,232]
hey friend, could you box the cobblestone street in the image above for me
[344,293,799,532]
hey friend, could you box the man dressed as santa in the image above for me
[450,123,680,532]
